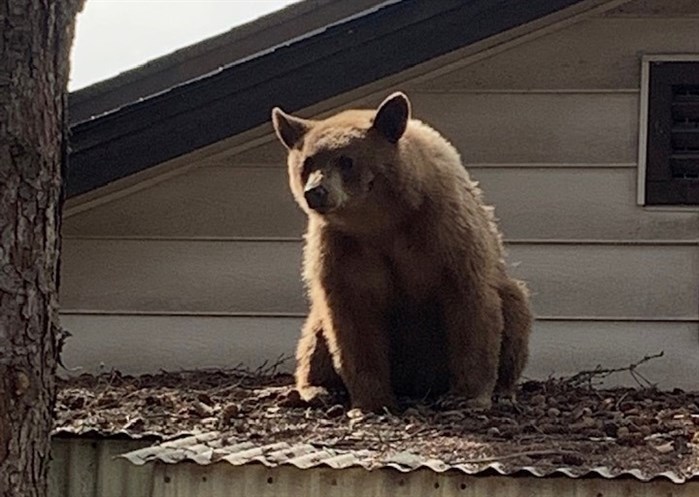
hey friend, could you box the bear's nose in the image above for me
[304,185,329,211]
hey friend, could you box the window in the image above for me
[640,59,699,206]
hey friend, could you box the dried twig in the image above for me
[234,354,292,380]
[559,351,664,389]
[254,354,292,376]
[614,391,629,410]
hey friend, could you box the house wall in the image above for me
[60,0,699,389]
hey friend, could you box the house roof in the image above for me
[66,0,589,198]
[53,369,699,484]
[68,0,386,123]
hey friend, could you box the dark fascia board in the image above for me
[67,0,587,198]
[68,0,386,123]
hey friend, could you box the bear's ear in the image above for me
[372,92,411,143]
[271,107,312,150]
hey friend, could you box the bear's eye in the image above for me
[338,156,354,173]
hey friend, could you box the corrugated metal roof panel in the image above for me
[151,462,699,497]
[52,426,167,440]
[121,431,699,484]
[49,437,699,497]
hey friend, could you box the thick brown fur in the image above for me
[272,92,532,412]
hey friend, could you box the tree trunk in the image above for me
[0,1,84,496]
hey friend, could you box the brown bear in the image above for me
[272,92,532,412]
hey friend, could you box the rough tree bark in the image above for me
[0,1,85,496]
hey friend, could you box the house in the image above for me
[53,0,699,495]
[61,0,699,389]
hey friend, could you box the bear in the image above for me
[271,92,532,412]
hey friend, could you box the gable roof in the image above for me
[68,0,386,123]
[66,0,589,198]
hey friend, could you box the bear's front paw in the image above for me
[299,386,333,405]
[438,391,493,411]
[297,386,336,407]
[350,395,397,414]
[278,385,337,408]
[463,393,493,411]
[494,390,518,408]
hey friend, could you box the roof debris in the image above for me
[54,363,699,483]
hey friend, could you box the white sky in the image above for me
[70,0,298,91]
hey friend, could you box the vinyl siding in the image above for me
[60,239,699,320]
[63,165,699,240]
[59,315,699,390]
[410,18,699,90]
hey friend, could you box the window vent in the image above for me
[671,85,699,180]
[644,61,699,205]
